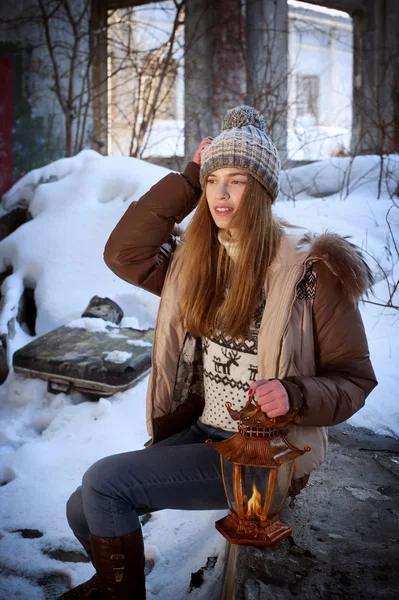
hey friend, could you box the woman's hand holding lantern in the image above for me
[249,379,290,418]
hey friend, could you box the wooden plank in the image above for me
[220,543,238,600]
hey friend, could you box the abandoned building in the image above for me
[0,0,398,197]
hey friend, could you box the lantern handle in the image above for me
[248,395,277,425]
[224,401,241,421]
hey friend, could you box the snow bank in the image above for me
[280,154,399,200]
[1,150,102,213]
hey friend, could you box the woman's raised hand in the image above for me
[249,379,290,418]
[193,137,213,165]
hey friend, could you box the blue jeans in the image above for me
[66,421,232,539]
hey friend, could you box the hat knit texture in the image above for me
[199,105,281,202]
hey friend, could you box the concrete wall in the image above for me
[0,0,93,182]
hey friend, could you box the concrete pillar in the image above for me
[184,0,246,163]
[351,0,399,154]
[211,0,246,132]
[246,0,288,164]
[91,0,109,155]
[184,0,214,162]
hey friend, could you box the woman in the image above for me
[61,106,377,599]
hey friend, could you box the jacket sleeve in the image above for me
[103,162,202,296]
[281,260,378,426]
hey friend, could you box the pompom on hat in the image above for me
[199,105,281,202]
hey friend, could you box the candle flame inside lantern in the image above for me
[246,482,263,519]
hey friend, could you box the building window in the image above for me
[296,75,320,120]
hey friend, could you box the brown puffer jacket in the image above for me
[104,161,377,492]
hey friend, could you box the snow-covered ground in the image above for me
[0,151,398,599]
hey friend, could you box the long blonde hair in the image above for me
[179,175,281,338]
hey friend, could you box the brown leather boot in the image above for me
[89,528,146,599]
[75,534,95,564]
[58,576,99,599]
[57,535,99,599]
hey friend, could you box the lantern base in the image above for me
[215,512,292,546]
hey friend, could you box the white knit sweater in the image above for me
[199,232,264,431]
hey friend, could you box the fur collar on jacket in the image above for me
[309,233,373,302]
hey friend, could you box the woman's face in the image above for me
[206,168,248,230]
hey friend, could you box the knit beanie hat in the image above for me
[199,105,281,202]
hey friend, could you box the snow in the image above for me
[120,316,142,329]
[127,339,153,348]
[0,150,398,598]
[66,318,118,332]
[0,374,226,599]
[288,0,351,20]
[102,350,132,364]
[0,150,102,214]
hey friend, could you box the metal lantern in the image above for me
[207,396,311,546]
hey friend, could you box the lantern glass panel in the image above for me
[221,457,236,512]
[222,458,271,520]
[269,462,295,516]
[241,465,270,521]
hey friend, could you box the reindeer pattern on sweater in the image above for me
[199,301,264,431]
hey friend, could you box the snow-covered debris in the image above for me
[0,153,169,359]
